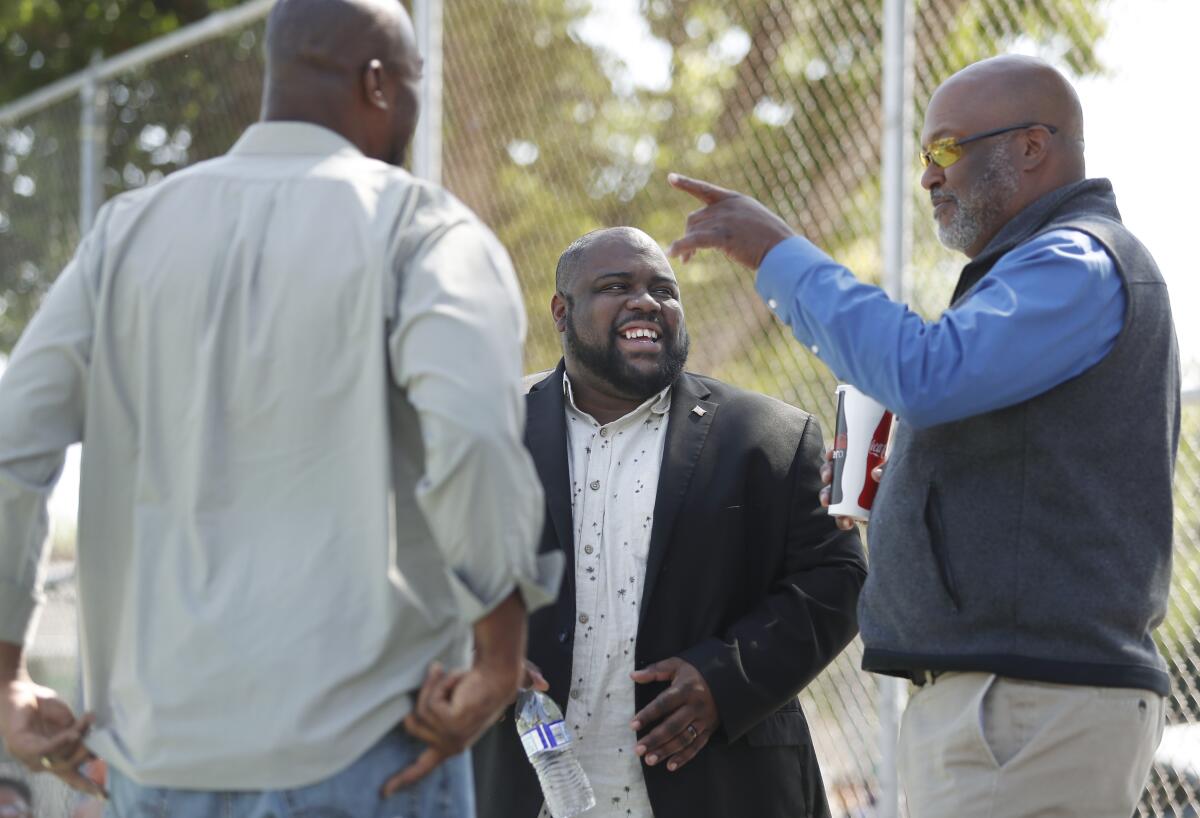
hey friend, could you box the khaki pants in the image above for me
[897,672,1164,818]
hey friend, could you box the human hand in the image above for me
[819,449,886,530]
[665,173,795,268]
[629,657,719,772]
[522,659,549,693]
[382,662,516,797]
[0,678,105,798]
[381,591,527,797]
[69,760,109,818]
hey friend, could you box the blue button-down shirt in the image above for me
[755,229,1125,428]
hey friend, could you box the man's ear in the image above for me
[1018,125,1053,171]
[551,292,568,333]
[362,58,389,111]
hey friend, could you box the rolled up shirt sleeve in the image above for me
[755,230,1125,428]
[389,219,560,622]
[0,219,100,646]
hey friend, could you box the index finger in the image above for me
[524,661,550,693]
[667,173,737,205]
[630,657,680,684]
[631,684,685,732]
[413,663,447,717]
[14,722,88,765]
[54,766,107,799]
[665,229,725,261]
[381,745,444,798]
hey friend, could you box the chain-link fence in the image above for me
[1,1,1197,816]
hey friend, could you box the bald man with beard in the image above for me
[666,55,1179,817]
[0,0,557,814]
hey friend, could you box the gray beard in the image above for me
[937,141,1020,254]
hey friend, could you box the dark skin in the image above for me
[553,228,686,424]
[919,55,1085,257]
[1,0,518,801]
[261,0,423,167]
[389,592,529,797]
[664,56,1088,528]
[551,228,718,771]
[0,643,102,798]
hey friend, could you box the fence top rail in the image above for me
[0,0,274,126]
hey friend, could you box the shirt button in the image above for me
[584,544,594,555]
[810,344,820,354]
[570,690,581,700]
[767,298,778,310]
[579,613,589,624]
[590,480,600,491]
[599,428,609,437]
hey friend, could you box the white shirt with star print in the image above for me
[543,374,672,818]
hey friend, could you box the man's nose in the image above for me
[626,289,661,312]
[920,161,944,191]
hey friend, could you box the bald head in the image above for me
[921,56,1089,257]
[266,0,413,76]
[928,55,1085,177]
[263,0,422,164]
[556,227,666,294]
[551,227,688,412]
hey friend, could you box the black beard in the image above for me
[564,310,689,400]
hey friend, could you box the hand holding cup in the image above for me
[821,385,892,528]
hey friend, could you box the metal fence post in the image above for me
[882,0,914,304]
[413,0,443,184]
[78,50,106,235]
[879,0,915,815]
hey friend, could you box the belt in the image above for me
[908,670,944,687]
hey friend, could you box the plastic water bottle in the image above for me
[515,688,596,818]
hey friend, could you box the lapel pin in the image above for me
[692,405,707,417]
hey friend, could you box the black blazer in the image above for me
[473,363,866,818]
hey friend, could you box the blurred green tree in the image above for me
[0,0,261,351]
[438,0,1110,398]
[0,0,250,101]
[1,0,1109,364]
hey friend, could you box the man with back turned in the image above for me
[0,0,557,814]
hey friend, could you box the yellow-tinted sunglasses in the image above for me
[919,122,1058,168]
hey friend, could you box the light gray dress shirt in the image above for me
[0,122,557,789]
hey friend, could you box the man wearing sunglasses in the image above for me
[664,54,1179,818]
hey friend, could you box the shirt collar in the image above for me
[562,373,672,426]
[228,122,365,158]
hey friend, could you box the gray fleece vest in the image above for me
[859,178,1180,695]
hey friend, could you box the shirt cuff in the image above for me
[755,235,835,323]
[445,550,564,625]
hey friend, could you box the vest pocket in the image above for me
[924,483,961,611]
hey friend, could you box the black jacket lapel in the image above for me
[524,362,575,575]
[639,373,716,626]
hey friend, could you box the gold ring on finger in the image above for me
[39,755,55,769]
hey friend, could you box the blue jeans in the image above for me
[105,728,475,818]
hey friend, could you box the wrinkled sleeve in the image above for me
[755,231,1125,428]
[0,220,100,646]
[388,218,560,622]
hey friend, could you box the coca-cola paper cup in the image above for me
[828,384,893,521]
